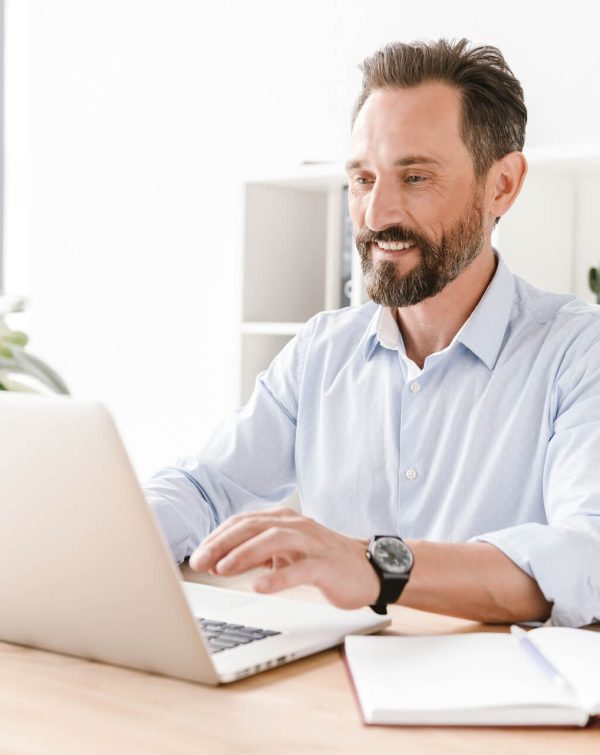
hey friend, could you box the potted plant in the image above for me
[590,266,600,304]
[0,296,69,394]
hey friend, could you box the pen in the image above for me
[510,625,576,696]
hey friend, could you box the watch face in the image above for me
[372,537,413,574]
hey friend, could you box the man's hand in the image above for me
[189,507,380,610]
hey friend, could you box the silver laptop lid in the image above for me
[0,393,218,684]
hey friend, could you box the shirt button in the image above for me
[409,382,421,393]
[405,468,418,480]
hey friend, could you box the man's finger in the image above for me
[198,507,300,549]
[191,516,299,571]
[212,526,308,576]
[190,513,309,571]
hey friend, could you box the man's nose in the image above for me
[364,178,405,232]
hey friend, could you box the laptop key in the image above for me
[233,626,265,635]
[235,628,272,639]
[199,621,226,631]
[208,638,238,650]
[218,632,255,645]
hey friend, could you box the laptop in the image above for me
[0,393,389,684]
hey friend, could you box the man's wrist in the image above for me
[365,536,414,614]
[356,538,381,606]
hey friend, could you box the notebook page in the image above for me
[345,634,579,719]
[529,627,600,714]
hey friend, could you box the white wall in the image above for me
[4,0,600,477]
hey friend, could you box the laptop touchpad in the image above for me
[182,582,261,617]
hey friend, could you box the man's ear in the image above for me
[487,151,528,221]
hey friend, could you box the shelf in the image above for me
[241,322,304,336]
[524,145,600,173]
[245,162,345,191]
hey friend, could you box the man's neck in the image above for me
[395,248,497,368]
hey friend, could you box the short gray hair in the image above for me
[353,38,527,179]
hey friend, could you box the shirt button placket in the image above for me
[403,380,421,491]
[407,381,421,480]
[398,372,423,531]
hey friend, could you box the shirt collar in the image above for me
[455,254,515,369]
[362,306,386,361]
[363,253,515,370]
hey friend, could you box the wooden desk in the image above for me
[1,568,598,754]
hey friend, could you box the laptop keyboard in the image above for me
[197,618,282,654]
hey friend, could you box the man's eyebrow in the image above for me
[345,155,442,171]
[394,155,442,167]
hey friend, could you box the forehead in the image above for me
[349,82,470,167]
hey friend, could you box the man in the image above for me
[144,39,600,627]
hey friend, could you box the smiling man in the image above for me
[144,39,600,627]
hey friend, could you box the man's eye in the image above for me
[406,175,426,184]
[354,176,373,186]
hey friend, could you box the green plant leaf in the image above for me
[8,349,70,394]
[0,304,69,394]
[5,330,28,347]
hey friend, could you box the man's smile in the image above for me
[372,240,419,259]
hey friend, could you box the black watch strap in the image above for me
[367,536,413,615]
[370,573,409,615]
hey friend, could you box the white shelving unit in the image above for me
[240,148,600,405]
[496,147,600,300]
[240,166,350,404]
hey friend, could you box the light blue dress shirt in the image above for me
[143,255,600,627]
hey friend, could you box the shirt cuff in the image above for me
[471,521,600,627]
[143,491,194,565]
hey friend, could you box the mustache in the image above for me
[355,226,423,246]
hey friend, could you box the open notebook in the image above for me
[345,627,600,726]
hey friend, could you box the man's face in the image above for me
[346,83,489,307]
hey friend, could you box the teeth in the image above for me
[376,240,415,251]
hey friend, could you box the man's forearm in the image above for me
[189,509,553,623]
[400,540,552,623]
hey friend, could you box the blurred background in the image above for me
[2,0,599,477]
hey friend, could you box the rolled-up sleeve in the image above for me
[473,333,600,626]
[143,318,313,563]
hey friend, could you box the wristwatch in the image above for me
[366,536,414,615]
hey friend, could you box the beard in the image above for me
[355,186,486,308]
